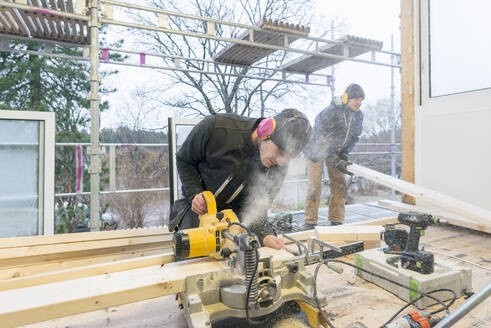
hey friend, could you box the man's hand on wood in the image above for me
[263,235,285,250]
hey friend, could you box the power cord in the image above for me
[313,259,456,328]
[245,246,263,325]
[381,288,456,327]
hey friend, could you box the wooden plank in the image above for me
[280,229,315,244]
[0,246,169,280]
[57,0,70,41]
[17,9,39,37]
[0,235,172,260]
[378,199,491,233]
[0,227,170,249]
[348,163,491,225]
[66,0,78,43]
[0,253,174,292]
[0,257,231,327]
[0,239,171,268]
[38,0,56,38]
[48,0,64,40]
[3,7,28,35]
[401,0,416,204]
[279,216,398,244]
[0,240,171,269]
[344,216,398,226]
[315,225,384,242]
[0,241,172,271]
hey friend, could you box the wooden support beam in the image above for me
[0,253,174,292]
[379,199,491,233]
[348,163,491,225]
[401,0,416,204]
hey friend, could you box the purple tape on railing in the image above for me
[327,75,332,86]
[389,143,392,154]
[76,145,83,193]
[372,144,376,153]
[354,144,358,154]
[305,73,310,83]
[101,48,109,63]
[33,9,59,16]
[140,53,146,66]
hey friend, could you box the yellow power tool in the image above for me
[172,191,244,259]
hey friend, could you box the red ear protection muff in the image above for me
[257,117,276,140]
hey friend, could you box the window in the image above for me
[0,110,55,237]
[429,0,491,97]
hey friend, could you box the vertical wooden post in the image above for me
[401,0,416,204]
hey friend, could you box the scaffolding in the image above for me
[0,0,400,231]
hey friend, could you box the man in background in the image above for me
[303,83,365,227]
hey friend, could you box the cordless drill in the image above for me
[397,212,447,274]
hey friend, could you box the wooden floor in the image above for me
[21,211,490,328]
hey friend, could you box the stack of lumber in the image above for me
[0,219,396,326]
[0,227,173,280]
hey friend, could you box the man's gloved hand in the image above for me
[332,156,353,176]
[337,150,349,162]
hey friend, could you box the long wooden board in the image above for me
[0,246,169,280]
[0,227,170,249]
[0,253,174,292]
[348,164,491,225]
[316,225,384,241]
[0,235,172,260]
[378,199,491,233]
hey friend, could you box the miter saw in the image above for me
[172,191,364,328]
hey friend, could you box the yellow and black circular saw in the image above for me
[173,191,243,259]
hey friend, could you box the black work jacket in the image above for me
[304,98,363,162]
[176,113,288,239]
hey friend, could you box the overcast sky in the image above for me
[100,0,401,130]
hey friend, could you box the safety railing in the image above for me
[54,142,169,198]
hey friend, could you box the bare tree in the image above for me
[132,0,319,117]
[360,97,401,143]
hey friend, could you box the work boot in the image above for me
[302,218,317,230]
[330,221,343,226]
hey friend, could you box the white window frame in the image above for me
[168,117,201,204]
[0,110,55,235]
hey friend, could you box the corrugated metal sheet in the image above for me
[0,0,89,45]
[214,18,310,66]
[280,35,383,73]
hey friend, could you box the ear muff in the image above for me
[341,92,349,104]
[257,117,276,140]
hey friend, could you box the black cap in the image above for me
[269,108,312,156]
[345,83,365,100]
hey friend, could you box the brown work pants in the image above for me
[304,158,346,224]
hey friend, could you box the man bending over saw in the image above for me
[168,109,311,250]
